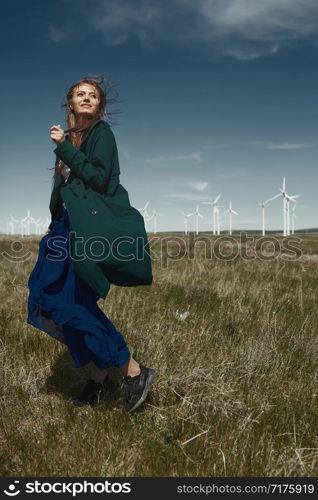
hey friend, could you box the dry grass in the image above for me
[0,232,318,476]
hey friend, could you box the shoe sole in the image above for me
[127,368,157,413]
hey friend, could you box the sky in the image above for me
[1,0,318,234]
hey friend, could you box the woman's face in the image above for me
[70,83,100,117]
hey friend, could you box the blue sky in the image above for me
[1,0,318,234]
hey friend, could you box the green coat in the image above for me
[49,119,153,300]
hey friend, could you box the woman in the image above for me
[27,76,156,413]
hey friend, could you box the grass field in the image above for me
[1,232,318,477]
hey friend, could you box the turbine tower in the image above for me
[21,209,34,237]
[7,214,19,235]
[215,205,222,235]
[193,204,203,235]
[266,178,287,235]
[285,193,300,236]
[258,196,279,236]
[223,201,238,235]
[203,193,221,235]
[181,211,194,235]
[148,209,164,234]
[291,204,297,235]
[33,217,42,235]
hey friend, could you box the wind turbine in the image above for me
[7,214,19,235]
[285,193,301,236]
[33,217,42,235]
[223,201,238,235]
[215,204,224,235]
[41,216,51,234]
[181,211,194,235]
[215,205,222,235]
[21,209,34,236]
[267,178,301,236]
[280,177,288,236]
[265,178,287,235]
[203,193,221,235]
[193,204,203,235]
[138,200,151,222]
[258,197,279,236]
[148,209,164,234]
[278,177,300,235]
[20,218,27,236]
[262,191,283,234]
[258,201,267,237]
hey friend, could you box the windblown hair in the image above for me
[50,74,122,182]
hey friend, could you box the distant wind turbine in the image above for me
[41,216,51,234]
[258,196,279,236]
[21,209,34,237]
[285,192,301,236]
[138,200,151,222]
[203,193,221,235]
[7,214,19,235]
[181,211,194,235]
[148,209,164,234]
[215,205,222,235]
[194,204,203,235]
[223,201,238,235]
[33,217,42,235]
[267,178,301,236]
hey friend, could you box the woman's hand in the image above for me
[44,229,50,234]
[50,124,65,145]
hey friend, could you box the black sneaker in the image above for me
[122,364,156,413]
[73,375,115,407]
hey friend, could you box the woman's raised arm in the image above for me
[53,126,116,194]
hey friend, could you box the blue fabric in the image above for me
[27,206,131,370]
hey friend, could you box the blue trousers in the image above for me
[27,206,131,370]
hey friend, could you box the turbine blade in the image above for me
[265,193,281,203]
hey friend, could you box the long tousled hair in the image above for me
[50,74,122,182]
